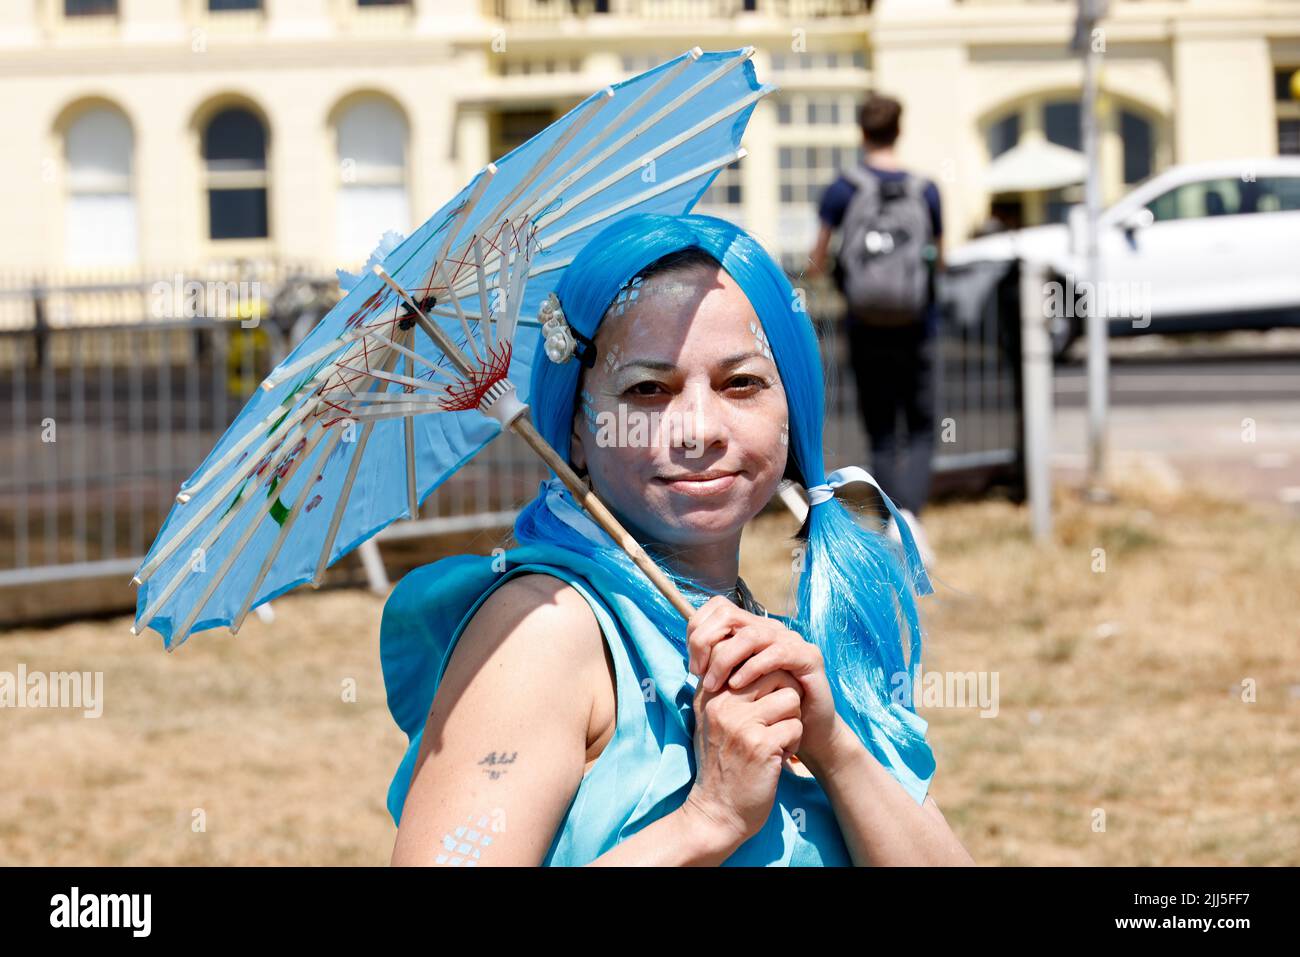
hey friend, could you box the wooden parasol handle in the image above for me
[509,412,696,621]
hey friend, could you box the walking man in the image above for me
[809,91,942,564]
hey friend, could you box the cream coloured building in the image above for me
[1,0,1298,281]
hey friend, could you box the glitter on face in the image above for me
[750,320,772,361]
[606,274,708,325]
[603,341,623,375]
[579,387,600,433]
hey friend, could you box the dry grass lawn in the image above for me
[2,458,1296,865]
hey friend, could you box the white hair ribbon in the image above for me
[805,466,934,596]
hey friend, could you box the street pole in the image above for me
[1073,0,1111,502]
[1021,260,1054,542]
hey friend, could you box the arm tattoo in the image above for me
[478,750,518,780]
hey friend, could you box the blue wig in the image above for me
[513,212,933,765]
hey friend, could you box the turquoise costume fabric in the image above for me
[380,524,936,866]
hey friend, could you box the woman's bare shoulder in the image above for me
[416,573,606,759]
[470,572,601,635]
[455,572,607,696]
[465,574,616,754]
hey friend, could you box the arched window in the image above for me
[335,96,409,262]
[203,106,269,240]
[1045,99,1156,188]
[982,94,1163,230]
[64,105,137,266]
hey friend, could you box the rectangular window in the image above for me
[775,93,859,127]
[1120,110,1153,184]
[1044,101,1081,152]
[1277,68,1300,156]
[493,109,555,161]
[1280,120,1300,156]
[64,0,117,14]
[208,0,261,8]
[768,51,864,72]
[66,195,137,267]
[209,188,268,240]
[776,142,858,256]
[986,113,1020,160]
[1276,68,1298,102]
[619,53,681,74]
[338,186,408,261]
[504,57,583,76]
[694,157,745,229]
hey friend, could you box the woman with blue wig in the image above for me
[382,212,974,866]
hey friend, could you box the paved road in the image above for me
[1048,346,1300,511]
[1054,355,1300,406]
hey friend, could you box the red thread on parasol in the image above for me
[437,339,513,412]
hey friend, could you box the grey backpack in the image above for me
[835,165,934,327]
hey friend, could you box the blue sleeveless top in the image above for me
[381,540,935,867]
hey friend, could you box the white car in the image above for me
[946,157,1300,358]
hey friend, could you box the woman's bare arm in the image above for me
[390,573,742,866]
[802,716,975,866]
[585,792,747,866]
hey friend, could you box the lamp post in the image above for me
[1072,0,1112,502]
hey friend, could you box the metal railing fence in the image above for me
[0,263,1022,606]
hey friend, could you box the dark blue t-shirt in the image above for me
[818,161,943,336]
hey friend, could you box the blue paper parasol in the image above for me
[132,47,774,648]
